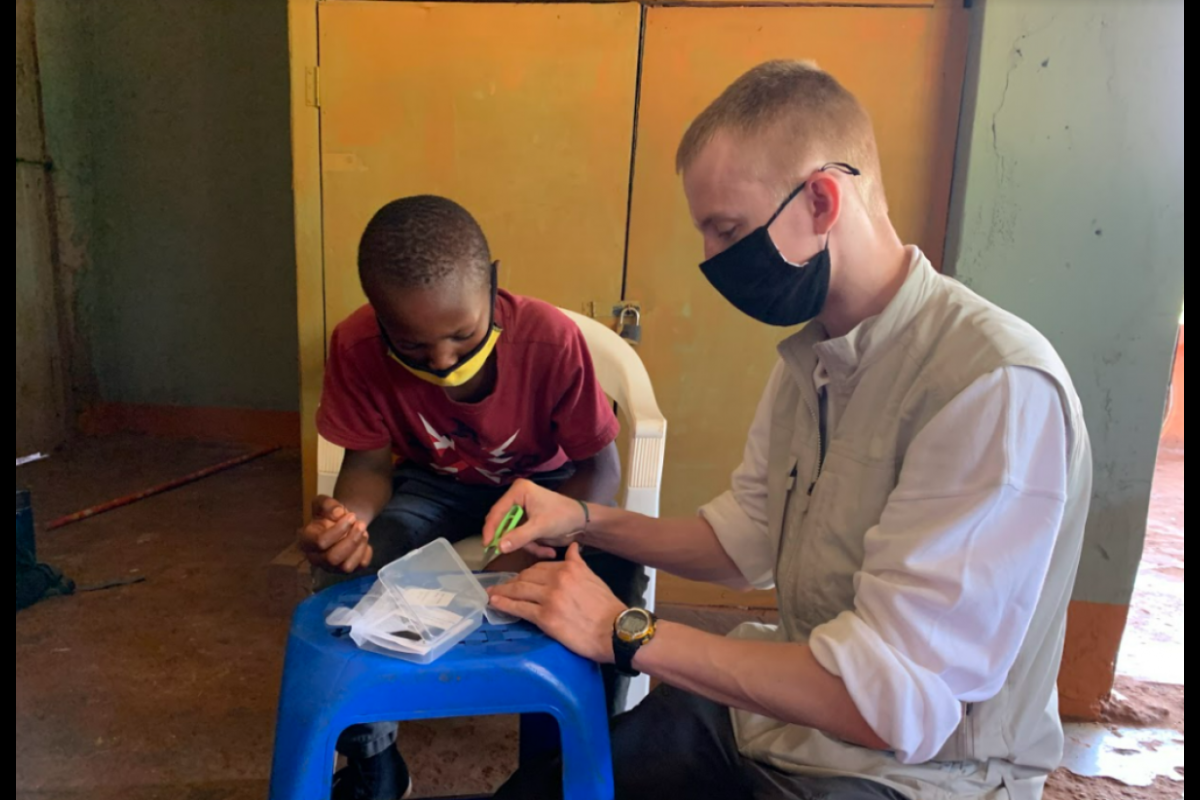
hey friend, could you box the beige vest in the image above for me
[732,253,1093,800]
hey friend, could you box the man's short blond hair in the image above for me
[677,60,886,215]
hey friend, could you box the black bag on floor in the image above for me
[16,488,74,612]
[16,563,75,611]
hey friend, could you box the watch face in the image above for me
[617,609,650,640]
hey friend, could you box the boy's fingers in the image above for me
[339,542,364,573]
[341,540,373,574]
[325,524,368,567]
[299,518,335,553]
[311,496,328,519]
[316,515,357,551]
[312,496,344,521]
[565,542,586,564]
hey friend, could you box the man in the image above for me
[484,61,1092,800]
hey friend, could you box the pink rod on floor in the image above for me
[45,446,282,531]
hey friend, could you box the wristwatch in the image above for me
[612,608,658,678]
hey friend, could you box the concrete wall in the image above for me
[16,0,71,455]
[34,0,300,414]
[948,0,1184,714]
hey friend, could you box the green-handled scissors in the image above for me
[483,504,525,563]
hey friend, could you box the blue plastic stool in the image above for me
[270,577,614,800]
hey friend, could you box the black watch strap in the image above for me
[612,635,642,678]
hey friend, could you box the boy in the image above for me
[299,196,645,800]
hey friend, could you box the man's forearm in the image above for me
[582,505,748,586]
[634,621,889,752]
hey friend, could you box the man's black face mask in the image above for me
[700,163,860,327]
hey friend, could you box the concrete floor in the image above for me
[1042,442,1187,800]
[14,433,1185,799]
[16,435,299,800]
[1117,443,1185,686]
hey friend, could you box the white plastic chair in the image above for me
[316,307,667,710]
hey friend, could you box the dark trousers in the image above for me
[316,464,647,760]
[495,685,908,800]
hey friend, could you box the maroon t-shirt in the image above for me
[317,291,620,486]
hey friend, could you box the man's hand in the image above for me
[298,496,374,574]
[482,479,590,560]
[487,544,626,664]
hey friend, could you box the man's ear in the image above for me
[807,172,843,237]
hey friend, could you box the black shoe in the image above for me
[332,748,413,800]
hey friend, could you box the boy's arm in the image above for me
[333,446,396,527]
[299,446,394,573]
[554,441,621,506]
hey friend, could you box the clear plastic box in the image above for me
[474,572,520,626]
[366,538,490,664]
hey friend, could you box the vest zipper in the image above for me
[804,392,826,496]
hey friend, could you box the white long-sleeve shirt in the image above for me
[701,363,1070,764]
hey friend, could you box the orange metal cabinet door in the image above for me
[626,5,968,605]
[318,1,641,332]
[654,0,932,6]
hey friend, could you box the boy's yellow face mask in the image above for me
[386,325,502,388]
[380,260,502,389]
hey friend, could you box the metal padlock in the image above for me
[615,306,643,346]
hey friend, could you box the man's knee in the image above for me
[613,685,730,747]
[496,688,740,800]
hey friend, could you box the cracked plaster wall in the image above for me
[946,0,1184,605]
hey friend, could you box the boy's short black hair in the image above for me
[358,196,492,292]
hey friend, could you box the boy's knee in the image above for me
[366,504,437,562]
[585,552,649,606]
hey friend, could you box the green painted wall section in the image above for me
[947,0,1185,606]
[35,0,299,413]
[16,0,71,454]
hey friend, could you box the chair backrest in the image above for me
[557,309,667,516]
[557,310,665,433]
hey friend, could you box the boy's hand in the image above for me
[482,480,589,560]
[298,495,374,574]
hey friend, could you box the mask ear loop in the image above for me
[764,181,810,266]
[767,164,860,267]
[767,181,809,228]
[487,260,502,333]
